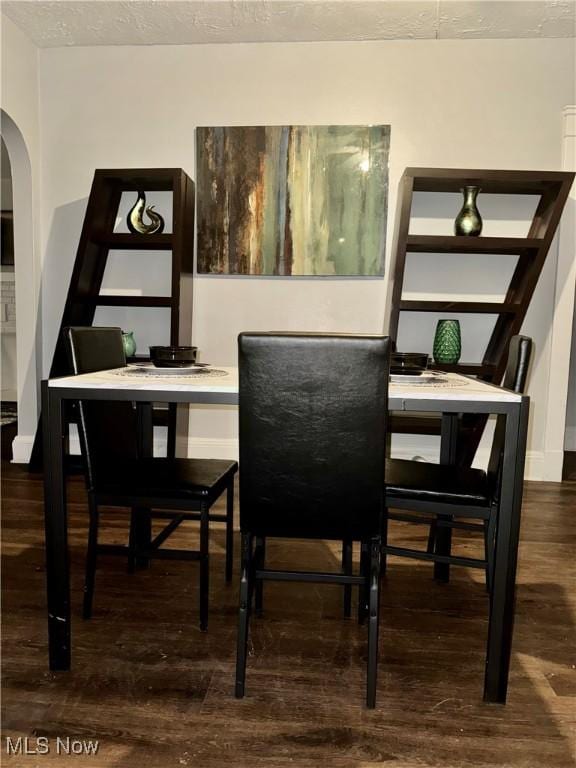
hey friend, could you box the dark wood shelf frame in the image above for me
[92,296,174,308]
[92,233,174,250]
[406,235,543,254]
[30,168,196,469]
[385,166,575,464]
[408,167,567,195]
[399,301,519,314]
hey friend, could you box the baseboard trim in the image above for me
[11,434,34,463]
[181,437,239,461]
[390,443,547,481]
[182,438,549,481]
[524,451,551,482]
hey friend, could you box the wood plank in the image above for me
[399,300,519,313]
[92,233,174,250]
[95,168,182,191]
[405,167,573,194]
[406,235,542,254]
[93,295,174,308]
[384,173,414,340]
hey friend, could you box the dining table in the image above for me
[41,365,529,704]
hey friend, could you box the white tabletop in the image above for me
[48,366,241,394]
[48,366,521,404]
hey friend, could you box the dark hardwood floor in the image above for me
[1,451,575,767]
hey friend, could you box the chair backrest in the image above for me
[487,334,533,480]
[64,326,138,490]
[238,333,391,541]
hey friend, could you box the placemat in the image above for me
[111,367,230,380]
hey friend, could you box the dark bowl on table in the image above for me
[149,346,198,368]
[391,352,429,375]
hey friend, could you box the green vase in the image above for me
[454,186,482,236]
[122,331,137,358]
[433,320,461,364]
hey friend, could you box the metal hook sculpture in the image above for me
[126,191,165,234]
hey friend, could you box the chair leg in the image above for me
[83,496,99,620]
[485,509,497,594]
[128,508,138,574]
[225,482,234,583]
[133,508,152,570]
[342,539,353,618]
[381,512,388,576]
[358,539,369,625]
[433,515,452,583]
[254,536,265,617]
[484,520,491,593]
[235,532,254,698]
[426,519,437,554]
[199,502,210,632]
[366,535,382,709]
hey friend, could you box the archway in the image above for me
[1,109,40,462]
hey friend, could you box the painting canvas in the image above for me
[196,125,390,276]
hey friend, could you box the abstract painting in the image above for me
[196,125,390,276]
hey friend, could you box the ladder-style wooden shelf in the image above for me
[386,166,575,464]
[30,168,195,469]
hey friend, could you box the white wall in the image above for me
[1,14,42,459]
[1,17,39,154]
[539,103,576,466]
[37,38,575,476]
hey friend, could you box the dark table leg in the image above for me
[434,412,459,582]
[42,382,70,670]
[484,398,529,703]
[134,402,154,568]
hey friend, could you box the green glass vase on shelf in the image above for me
[433,320,461,365]
[122,331,137,359]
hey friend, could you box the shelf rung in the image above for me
[405,168,571,195]
[92,233,174,250]
[406,235,542,254]
[91,296,173,308]
[95,168,181,190]
[399,301,518,314]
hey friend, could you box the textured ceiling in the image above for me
[2,0,575,47]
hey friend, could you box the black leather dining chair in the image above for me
[378,334,533,591]
[235,332,391,708]
[64,326,238,631]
